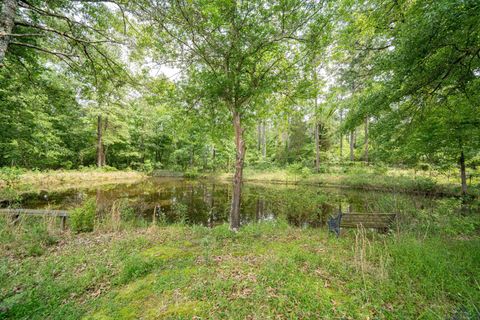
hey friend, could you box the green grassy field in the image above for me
[1,219,479,319]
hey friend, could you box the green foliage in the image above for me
[0,167,24,186]
[2,222,479,319]
[70,199,96,233]
[172,202,188,224]
[0,215,59,257]
[117,254,156,285]
[184,168,200,179]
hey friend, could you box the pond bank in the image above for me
[0,222,478,319]
[212,169,478,197]
[0,170,146,191]
[2,168,477,198]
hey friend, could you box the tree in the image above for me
[0,0,126,71]
[339,0,480,193]
[134,0,332,230]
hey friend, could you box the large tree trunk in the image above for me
[96,115,103,167]
[459,150,467,195]
[364,116,369,163]
[0,0,17,65]
[349,130,355,161]
[230,111,245,231]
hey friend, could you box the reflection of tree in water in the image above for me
[16,178,438,228]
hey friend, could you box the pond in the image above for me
[9,177,439,229]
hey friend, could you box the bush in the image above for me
[300,166,311,178]
[0,167,24,186]
[120,202,136,222]
[286,163,303,175]
[101,165,118,172]
[317,164,329,174]
[373,164,388,175]
[70,198,96,233]
[172,202,188,224]
[184,168,199,179]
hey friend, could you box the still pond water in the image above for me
[15,178,438,228]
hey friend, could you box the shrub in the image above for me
[101,165,118,172]
[317,164,329,173]
[0,167,24,187]
[70,198,96,233]
[184,168,199,179]
[172,202,188,224]
[120,203,136,222]
[300,166,311,178]
[373,164,388,175]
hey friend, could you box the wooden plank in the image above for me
[343,212,397,216]
[338,212,396,229]
[0,209,69,217]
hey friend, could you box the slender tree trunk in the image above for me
[0,0,17,65]
[349,130,355,161]
[315,123,320,172]
[102,146,107,167]
[101,116,108,166]
[313,69,320,172]
[211,146,216,170]
[96,115,103,167]
[459,151,467,195]
[257,122,262,151]
[230,111,245,231]
[364,116,369,164]
[339,109,343,159]
[257,121,266,159]
[261,121,266,159]
[285,119,290,154]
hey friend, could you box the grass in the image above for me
[1,218,479,319]
[0,168,145,191]
[2,165,478,198]
[214,166,480,197]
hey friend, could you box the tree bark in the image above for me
[261,121,266,159]
[364,116,369,163]
[349,130,355,161]
[339,109,343,159]
[0,0,17,65]
[101,116,108,166]
[313,69,320,172]
[315,123,320,172]
[230,111,245,231]
[257,122,262,151]
[459,150,467,195]
[96,115,103,167]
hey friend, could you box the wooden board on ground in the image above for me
[340,213,396,229]
[0,208,69,229]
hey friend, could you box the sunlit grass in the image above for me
[1,220,478,319]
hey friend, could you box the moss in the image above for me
[141,245,186,260]
[3,222,479,319]
[150,300,208,318]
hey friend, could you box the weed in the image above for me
[70,198,96,233]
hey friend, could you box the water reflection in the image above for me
[12,178,438,228]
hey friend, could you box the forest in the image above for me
[0,0,479,319]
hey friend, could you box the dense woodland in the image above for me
[1,1,479,217]
[1,1,480,318]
